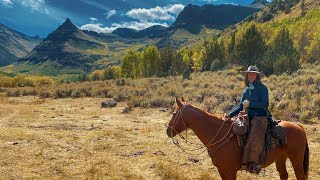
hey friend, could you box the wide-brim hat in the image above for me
[240,65,265,78]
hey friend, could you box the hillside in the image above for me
[0,23,42,66]
[1,3,259,78]
[4,19,124,78]
[170,4,259,34]
[20,18,106,67]
[248,0,270,9]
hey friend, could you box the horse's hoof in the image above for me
[240,164,247,171]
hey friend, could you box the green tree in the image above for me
[227,32,236,64]
[201,39,225,71]
[169,51,185,76]
[141,46,160,77]
[121,50,142,78]
[104,66,121,80]
[182,48,194,72]
[263,28,299,75]
[234,24,266,67]
[159,46,175,76]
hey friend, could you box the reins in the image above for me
[168,104,234,156]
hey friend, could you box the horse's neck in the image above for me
[186,107,227,145]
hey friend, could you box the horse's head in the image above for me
[166,97,188,138]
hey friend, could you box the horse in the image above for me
[166,98,309,180]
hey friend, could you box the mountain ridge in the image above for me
[2,3,261,76]
[0,23,42,66]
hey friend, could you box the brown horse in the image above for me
[166,98,309,180]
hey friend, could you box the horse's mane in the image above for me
[187,103,224,121]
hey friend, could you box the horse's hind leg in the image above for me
[276,156,288,180]
[288,156,305,180]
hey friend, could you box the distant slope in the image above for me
[112,25,168,39]
[4,18,144,77]
[20,18,106,68]
[248,0,269,9]
[170,4,259,34]
[1,3,261,77]
[0,23,42,66]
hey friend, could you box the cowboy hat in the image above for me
[240,65,265,78]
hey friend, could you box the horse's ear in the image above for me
[175,97,183,108]
[181,97,185,102]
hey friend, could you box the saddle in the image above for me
[236,118,287,150]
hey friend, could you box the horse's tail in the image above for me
[304,140,309,180]
[296,123,309,180]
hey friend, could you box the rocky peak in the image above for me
[46,18,79,41]
[59,18,78,31]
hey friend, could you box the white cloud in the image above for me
[164,4,185,15]
[126,4,185,21]
[0,0,13,6]
[20,0,45,11]
[80,21,168,33]
[90,17,98,21]
[113,21,168,31]
[80,23,116,33]
[106,10,116,19]
[127,6,173,21]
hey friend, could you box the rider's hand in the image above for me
[224,113,231,120]
[243,100,249,109]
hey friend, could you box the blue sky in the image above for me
[0,0,266,37]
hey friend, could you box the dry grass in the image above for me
[0,95,319,179]
[5,63,320,123]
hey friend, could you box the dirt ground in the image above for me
[0,95,319,179]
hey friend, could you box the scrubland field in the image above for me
[0,95,319,179]
[1,63,320,179]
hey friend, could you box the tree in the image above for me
[182,48,194,72]
[227,32,236,64]
[141,46,160,77]
[169,51,185,76]
[121,50,142,78]
[159,46,175,76]
[89,70,104,81]
[104,66,121,80]
[234,24,266,67]
[263,28,300,75]
[201,39,225,71]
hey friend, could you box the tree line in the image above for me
[90,24,300,81]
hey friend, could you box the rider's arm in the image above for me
[229,89,247,117]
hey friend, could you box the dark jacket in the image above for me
[229,80,269,119]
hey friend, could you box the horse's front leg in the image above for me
[217,168,237,180]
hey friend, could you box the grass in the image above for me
[0,64,319,179]
[4,62,320,123]
[0,95,319,179]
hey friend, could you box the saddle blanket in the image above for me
[237,125,287,150]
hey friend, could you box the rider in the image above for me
[224,65,269,174]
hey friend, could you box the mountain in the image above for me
[250,0,301,23]
[248,0,269,9]
[170,4,259,34]
[2,4,259,78]
[112,25,168,39]
[18,18,109,74]
[0,23,42,67]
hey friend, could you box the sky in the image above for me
[0,0,269,38]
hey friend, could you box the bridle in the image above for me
[167,103,234,156]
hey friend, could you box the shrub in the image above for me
[39,91,51,98]
[54,89,72,98]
